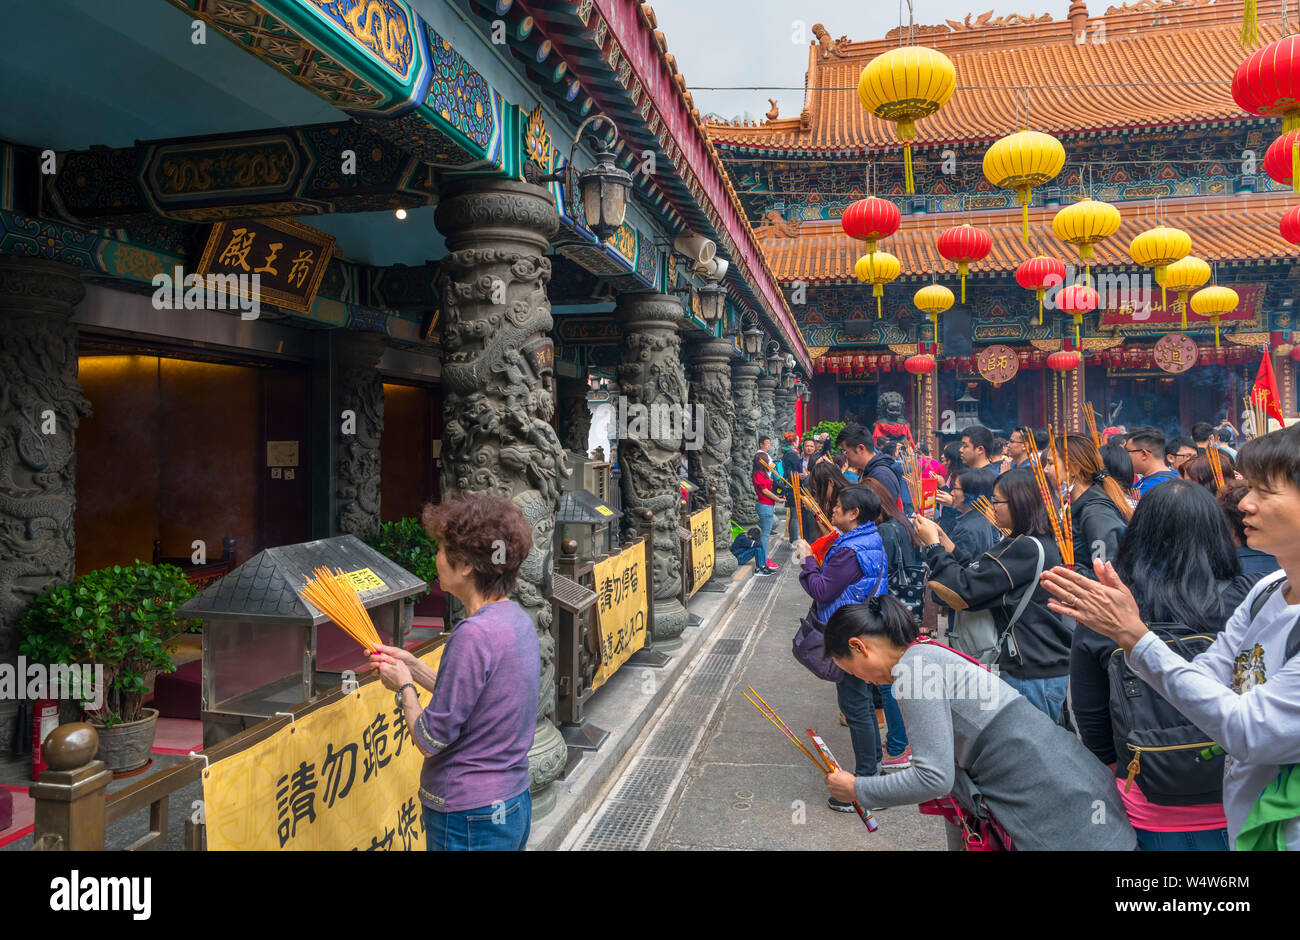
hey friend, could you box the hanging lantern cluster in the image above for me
[983,131,1066,243]
[936,224,992,303]
[1157,255,1210,329]
[1234,37,1300,189]
[914,283,955,343]
[1128,224,1192,310]
[854,251,902,317]
[1015,256,1067,325]
[819,353,909,375]
[1190,285,1238,349]
[841,197,901,256]
[1052,198,1122,285]
[857,46,957,194]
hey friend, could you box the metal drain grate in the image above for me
[569,564,791,852]
[691,654,734,678]
[610,757,684,803]
[641,721,699,759]
[578,802,663,851]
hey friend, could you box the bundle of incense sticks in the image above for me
[1023,426,1074,567]
[899,451,926,513]
[971,495,1011,536]
[1083,403,1101,449]
[300,567,383,652]
[1206,440,1225,490]
[801,489,834,533]
[742,686,877,833]
[1250,389,1269,439]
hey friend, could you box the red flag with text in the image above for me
[1251,353,1285,428]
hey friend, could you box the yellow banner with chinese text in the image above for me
[688,506,714,597]
[202,646,444,851]
[591,541,648,690]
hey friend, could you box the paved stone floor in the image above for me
[569,543,948,851]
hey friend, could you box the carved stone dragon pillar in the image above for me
[730,361,761,526]
[774,388,796,444]
[686,339,737,580]
[333,332,384,539]
[756,375,777,454]
[0,258,87,755]
[434,178,568,814]
[614,293,688,647]
[556,375,591,457]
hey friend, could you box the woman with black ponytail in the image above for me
[820,599,1135,851]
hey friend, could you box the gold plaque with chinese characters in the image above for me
[196,218,336,314]
[1152,333,1198,374]
[974,344,1019,388]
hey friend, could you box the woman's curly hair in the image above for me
[421,494,534,598]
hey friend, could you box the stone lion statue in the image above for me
[873,390,915,451]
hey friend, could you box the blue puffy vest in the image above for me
[815,521,889,623]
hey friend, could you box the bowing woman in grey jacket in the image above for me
[821,596,1135,851]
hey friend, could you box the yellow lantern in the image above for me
[1128,226,1192,312]
[1052,198,1122,286]
[914,283,954,343]
[982,131,1066,244]
[1156,255,1210,329]
[857,46,957,195]
[1190,285,1238,348]
[854,251,902,318]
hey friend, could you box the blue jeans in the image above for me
[1136,827,1230,851]
[732,544,768,569]
[756,503,775,544]
[879,683,908,755]
[1003,674,1068,723]
[423,789,531,851]
[836,674,881,777]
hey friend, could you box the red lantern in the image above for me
[840,197,901,253]
[1047,350,1081,372]
[1057,283,1100,344]
[826,355,840,373]
[936,224,992,303]
[904,354,936,374]
[880,354,893,373]
[814,357,825,374]
[1282,205,1300,246]
[1264,130,1300,194]
[862,354,874,372]
[1015,257,1066,325]
[1233,36,1300,129]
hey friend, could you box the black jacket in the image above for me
[1070,485,1128,578]
[926,533,1070,679]
[864,453,903,507]
[877,517,921,571]
[1070,573,1263,769]
[951,509,1000,559]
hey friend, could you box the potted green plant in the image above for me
[365,518,441,618]
[18,561,198,773]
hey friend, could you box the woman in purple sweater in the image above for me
[373,494,539,851]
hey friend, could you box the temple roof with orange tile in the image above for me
[705,0,1283,152]
[759,194,1299,282]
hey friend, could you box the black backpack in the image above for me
[1107,577,1300,806]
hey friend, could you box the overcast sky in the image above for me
[650,0,1076,122]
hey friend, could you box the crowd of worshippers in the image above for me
[738,417,1300,851]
